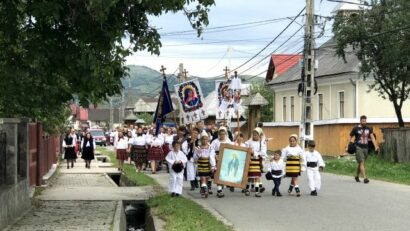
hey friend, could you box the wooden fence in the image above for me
[28,123,61,186]
[381,128,410,163]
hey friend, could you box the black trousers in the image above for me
[272,177,282,192]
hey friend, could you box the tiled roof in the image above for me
[265,54,302,82]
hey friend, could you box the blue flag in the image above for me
[153,76,174,135]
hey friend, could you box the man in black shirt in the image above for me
[346,115,379,184]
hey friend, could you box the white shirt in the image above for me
[267,158,285,178]
[194,146,216,169]
[165,150,188,166]
[129,136,146,146]
[145,134,153,145]
[245,139,267,159]
[151,136,164,147]
[116,137,129,149]
[164,134,175,145]
[304,150,325,170]
[210,138,232,152]
[70,133,77,144]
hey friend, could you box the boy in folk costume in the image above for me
[267,150,285,197]
[304,140,325,196]
[244,128,267,197]
[210,127,233,198]
[182,128,200,191]
[194,134,216,199]
[282,134,305,197]
[166,141,187,197]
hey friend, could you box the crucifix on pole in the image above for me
[182,69,188,82]
[223,66,230,80]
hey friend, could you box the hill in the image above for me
[98,65,265,108]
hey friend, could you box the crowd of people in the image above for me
[109,121,325,198]
[63,115,377,199]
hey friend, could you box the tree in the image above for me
[333,0,410,127]
[0,0,214,133]
[138,112,153,126]
[249,82,274,122]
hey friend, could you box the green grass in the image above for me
[97,147,232,231]
[325,155,410,185]
[96,147,157,186]
[148,193,232,231]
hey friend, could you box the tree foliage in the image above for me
[333,0,410,127]
[249,82,274,122]
[0,0,214,133]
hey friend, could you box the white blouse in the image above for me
[245,139,267,159]
[194,146,216,169]
[116,138,129,149]
[151,137,164,147]
[129,136,146,146]
[281,146,304,160]
[210,138,232,152]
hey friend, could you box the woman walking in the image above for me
[81,132,96,169]
[63,131,77,169]
[148,135,164,174]
[129,127,148,172]
[115,132,129,171]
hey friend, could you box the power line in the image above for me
[160,16,297,36]
[238,25,304,75]
[229,7,306,73]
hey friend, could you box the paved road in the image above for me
[152,170,410,231]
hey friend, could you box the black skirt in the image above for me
[81,146,95,160]
[64,147,76,160]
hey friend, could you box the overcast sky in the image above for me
[126,0,342,78]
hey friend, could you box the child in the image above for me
[282,134,305,197]
[304,140,325,196]
[194,134,216,199]
[165,141,187,197]
[244,128,267,197]
[267,150,285,197]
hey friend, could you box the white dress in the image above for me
[166,150,187,194]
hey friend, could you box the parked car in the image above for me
[89,129,107,146]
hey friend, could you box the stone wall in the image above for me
[0,118,30,230]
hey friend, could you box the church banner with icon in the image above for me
[216,78,242,120]
[174,79,207,125]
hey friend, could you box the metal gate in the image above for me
[0,131,6,185]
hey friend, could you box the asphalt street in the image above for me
[153,170,410,231]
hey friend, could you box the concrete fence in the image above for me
[0,119,61,230]
[381,128,410,163]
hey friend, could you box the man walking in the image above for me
[347,115,379,184]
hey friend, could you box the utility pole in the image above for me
[300,0,316,148]
[109,97,113,130]
[178,64,185,125]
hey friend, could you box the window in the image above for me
[339,91,345,118]
[282,97,287,121]
[318,94,323,120]
[290,96,295,122]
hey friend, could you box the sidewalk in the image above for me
[5,156,154,231]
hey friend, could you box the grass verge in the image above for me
[96,147,233,231]
[325,155,410,185]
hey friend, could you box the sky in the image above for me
[125,0,343,78]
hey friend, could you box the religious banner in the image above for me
[174,79,207,125]
[215,80,234,119]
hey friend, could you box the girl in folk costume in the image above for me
[245,128,267,197]
[210,127,233,198]
[304,140,325,196]
[194,134,216,199]
[182,128,200,191]
[162,127,175,172]
[63,131,77,169]
[282,134,305,197]
[148,134,164,174]
[267,150,285,197]
[166,141,188,197]
[144,129,154,171]
[81,132,96,169]
[128,127,148,173]
[115,132,129,171]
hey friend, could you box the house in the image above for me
[263,37,410,156]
